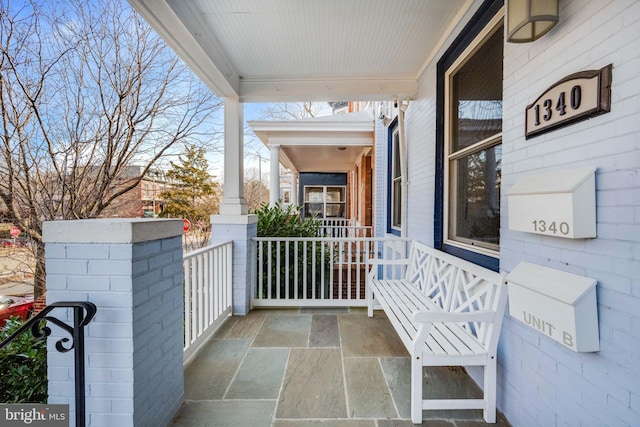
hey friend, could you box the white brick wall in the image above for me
[44,219,184,427]
[498,0,640,425]
[210,214,258,315]
[399,0,640,425]
[405,65,438,245]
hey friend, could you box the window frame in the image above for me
[386,119,402,235]
[434,0,504,271]
[303,185,347,219]
[443,17,503,257]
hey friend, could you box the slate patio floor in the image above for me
[171,307,511,427]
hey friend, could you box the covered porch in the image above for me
[37,1,517,425]
[40,219,508,425]
[175,308,510,427]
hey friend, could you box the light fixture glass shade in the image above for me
[507,0,559,43]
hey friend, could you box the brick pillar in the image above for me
[43,219,184,427]
[210,214,257,315]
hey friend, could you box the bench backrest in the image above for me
[405,242,507,352]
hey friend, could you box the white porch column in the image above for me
[220,97,248,215]
[212,97,256,315]
[269,144,281,206]
[291,171,299,206]
[43,219,184,427]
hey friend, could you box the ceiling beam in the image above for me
[239,76,418,103]
[129,0,240,98]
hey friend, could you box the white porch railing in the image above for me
[252,237,410,307]
[183,241,233,365]
[320,218,355,228]
[319,225,373,238]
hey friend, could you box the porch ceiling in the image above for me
[127,0,474,102]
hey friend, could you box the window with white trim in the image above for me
[282,189,291,204]
[303,186,346,218]
[445,20,503,254]
[391,127,402,230]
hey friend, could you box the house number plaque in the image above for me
[525,64,612,139]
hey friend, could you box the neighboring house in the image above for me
[249,107,374,226]
[61,1,640,425]
[101,166,170,218]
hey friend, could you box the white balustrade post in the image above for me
[291,171,299,206]
[269,144,281,206]
[43,218,184,427]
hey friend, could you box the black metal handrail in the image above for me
[0,301,97,427]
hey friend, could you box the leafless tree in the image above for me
[257,102,331,120]
[0,0,222,298]
[243,167,269,212]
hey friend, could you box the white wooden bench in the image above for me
[367,241,507,424]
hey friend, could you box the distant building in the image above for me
[101,166,170,218]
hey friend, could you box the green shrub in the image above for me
[253,202,331,299]
[254,202,322,238]
[0,317,47,403]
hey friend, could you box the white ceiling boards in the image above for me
[128,0,472,101]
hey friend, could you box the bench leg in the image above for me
[410,356,422,424]
[483,356,497,423]
[367,286,374,317]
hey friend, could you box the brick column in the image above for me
[43,218,184,427]
[210,214,257,315]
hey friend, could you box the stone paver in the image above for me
[339,312,408,357]
[252,314,311,347]
[224,312,266,339]
[274,421,376,427]
[183,339,250,400]
[276,348,347,418]
[308,314,340,347]
[344,357,397,418]
[225,347,289,399]
[172,308,511,427]
[380,357,412,418]
[172,400,275,427]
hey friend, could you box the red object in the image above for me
[0,295,34,326]
[32,294,47,316]
[183,219,191,232]
[9,226,20,238]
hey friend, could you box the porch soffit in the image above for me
[249,111,374,173]
[128,0,474,102]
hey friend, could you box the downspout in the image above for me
[397,100,410,238]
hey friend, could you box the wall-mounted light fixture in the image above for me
[507,0,559,43]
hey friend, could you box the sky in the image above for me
[205,102,270,180]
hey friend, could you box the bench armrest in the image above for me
[412,310,496,324]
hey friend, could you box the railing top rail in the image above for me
[320,225,373,229]
[253,236,411,243]
[183,240,232,259]
[0,301,97,351]
[0,301,97,427]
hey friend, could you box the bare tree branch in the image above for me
[0,0,223,297]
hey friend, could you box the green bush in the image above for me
[254,202,322,238]
[253,202,331,299]
[0,317,47,403]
